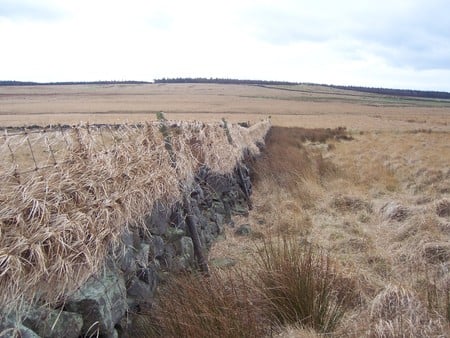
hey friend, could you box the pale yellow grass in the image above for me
[301,131,449,335]
[1,84,449,132]
[210,127,450,336]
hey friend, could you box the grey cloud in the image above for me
[241,0,450,71]
[0,0,64,21]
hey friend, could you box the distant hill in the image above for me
[325,85,450,100]
[0,80,151,86]
[154,77,298,86]
[2,78,450,100]
[154,78,450,100]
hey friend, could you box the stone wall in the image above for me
[0,163,253,338]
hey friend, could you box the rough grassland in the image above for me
[210,127,450,336]
[1,83,450,336]
[0,83,449,131]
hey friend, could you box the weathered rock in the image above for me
[176,236,195,268]
[232,203,249,216]
[215,213,225,227]
[136,243,150,269]
[65,268,127,337]
[206,174,233,194]
[161,244,177,269]
[146,201,171,235]
[150,236,165,259]
[164,227,185,243]
[126,276,156,307]
[116,229,139,278]
[190,184,205,202]
[137,265,158,287]
[23,308,83,338]
[235,224,252,236]
[0,317,40,338]
[119,249,137,278]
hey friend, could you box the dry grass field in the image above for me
[209,126,450,337]
[1,83,449,131]
[1,83,450,336]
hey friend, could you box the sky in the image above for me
[1,0,450,91]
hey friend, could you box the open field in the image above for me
[1,83,450,336]
[1,83,450,131]
[208,127,450,336]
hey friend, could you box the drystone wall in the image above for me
[0,163,254,338]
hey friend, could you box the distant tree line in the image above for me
[326,85,450,100]
[0,80,151,86]
[154,77,299,86]
[2,79,449,100]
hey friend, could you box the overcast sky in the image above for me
[1,0,450,90]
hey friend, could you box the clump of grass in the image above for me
[144,270,266,338]
[369,285,445,337]
[253,238,355,333]
[250,126,344,201]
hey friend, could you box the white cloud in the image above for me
[0,0,449,90]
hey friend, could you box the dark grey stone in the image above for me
[136,243,150,269]
[0,317,40,338]
[150,236,165,259]
[169,205,187,231]
[164,227,185,243]
[65,268,127,337]
[190,183,205,201]
[235,224,252,236]
[146,201,170,235]
[206,174,233,194]
[161,244,176,268]
[119,248,137,278]
[137,266,158,288]
[215,212,225,226]
[232,203,249,216]
[23,308,83,338]
[126,276,155,306]
[179,236,194,258]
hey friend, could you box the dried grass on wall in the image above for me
[0,119,270,314]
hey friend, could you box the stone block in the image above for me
[66,268,127,337]
[23,308,83,338]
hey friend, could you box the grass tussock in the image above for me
[368,285,445,337]
[128,237,356,337]
[253,238,355,333]
[136,270,266,338]
[251,126,345,211]
[251,126,345,183]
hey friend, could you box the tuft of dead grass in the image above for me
[138,270,266,338]
[368,285,445,337]
[253,238,355,333]
[436,198,450,218]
